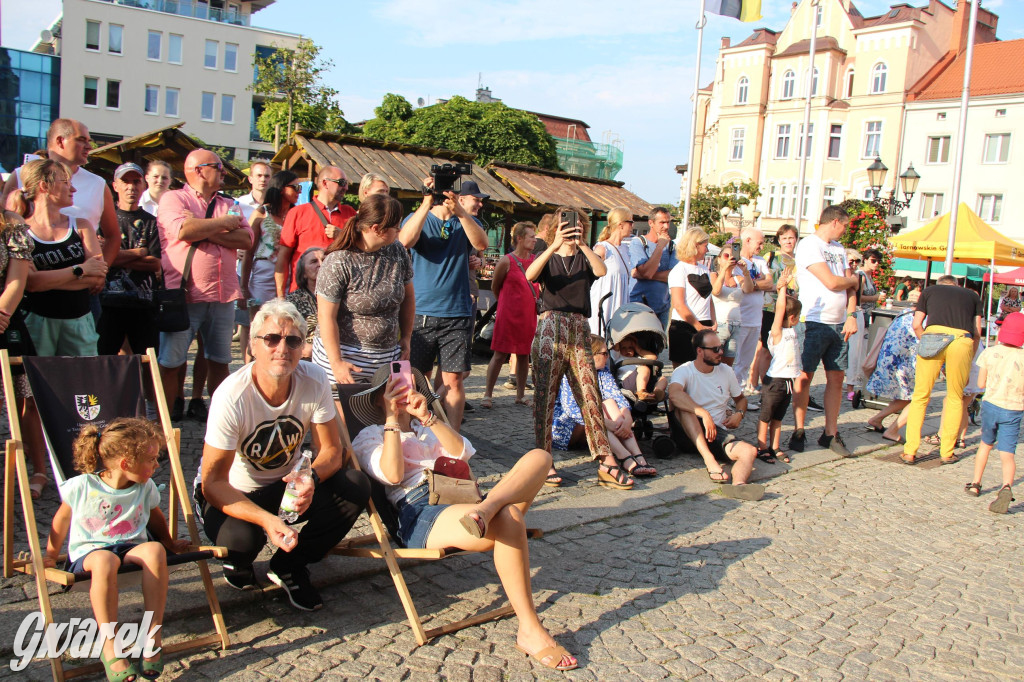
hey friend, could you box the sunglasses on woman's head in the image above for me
[254,334,304,350]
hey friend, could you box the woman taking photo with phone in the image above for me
[526,208,634,490]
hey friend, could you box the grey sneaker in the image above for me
[818,432,852,457]
[267,565,322,611]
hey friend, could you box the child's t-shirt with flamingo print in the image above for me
[59,474,160,562]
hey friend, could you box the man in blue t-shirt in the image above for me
[629,207,678,327]
[399,181,489,430]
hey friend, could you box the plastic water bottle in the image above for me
[278,450,313,525]
[226,201,241,217]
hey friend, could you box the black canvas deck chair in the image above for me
[329,383,542,645]
[1,349,229,681]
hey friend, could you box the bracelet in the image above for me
[383,424,400,434]
[421,411,438,427]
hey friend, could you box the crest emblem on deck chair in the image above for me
[74,394,101,421]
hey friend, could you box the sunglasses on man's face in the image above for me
[196,162,224,172]
[324,178,349,188]
[850,259,862,265]
[700,345,725,354]
[254,333,303,350]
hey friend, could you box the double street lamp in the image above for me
[866,156,921,217]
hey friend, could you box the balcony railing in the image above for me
[99,0,250,26]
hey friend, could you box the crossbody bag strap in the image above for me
[181,193,220,290]
[310,198,331,229]
[510,255,539,303]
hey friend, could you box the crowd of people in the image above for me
[3,117,1023,678]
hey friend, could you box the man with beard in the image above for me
[667,329,765,500]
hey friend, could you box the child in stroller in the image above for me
[605,302,669,440]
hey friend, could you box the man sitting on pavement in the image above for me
[668,329,766,501]
[196,299,370,611]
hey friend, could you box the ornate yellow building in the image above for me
[691,0,999,234]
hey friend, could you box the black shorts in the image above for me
[759,309,774,345]
[759,376,794,423]
[410,315,473,375]
[668,410,736,462]
[669,319,712,365]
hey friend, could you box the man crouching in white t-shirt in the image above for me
[667,329,766,501]
[195,299,370,611]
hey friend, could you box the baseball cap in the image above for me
[459,179,489,199]
[114,162,145,180]
[998,311,1024,348]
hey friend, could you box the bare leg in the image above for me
[124,541,169,662]
[602,400,641,457]
[998,449,1016,488]
[19,398,47,488]
[883,402,912,441]
[484,351,509,401]
[678,410,726,476]
[192,337,209,402]
[793,371,812,430]
[751,342,771,389]
[823,369,844,436]
[84,550,130,674]
[958,394,975,441]
[162,363,183,411]
[725,441,756,485]
[441,371,465,432]
[972,441,994,485]
[756,420,770,450]
[206,361,230,396]
[867,398,908,430]
[514,354,530,402]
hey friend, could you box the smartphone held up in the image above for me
[390,360,414,402]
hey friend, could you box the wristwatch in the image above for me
[310,468,321,489]
[72,265,84,279]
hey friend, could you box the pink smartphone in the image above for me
[389,360,414,398]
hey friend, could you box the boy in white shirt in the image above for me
[757,286,802,465]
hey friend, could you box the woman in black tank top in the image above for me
[13,159,108,357]
[525,208,636,491]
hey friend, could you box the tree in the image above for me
[250,38,347,143]
[682,181,762,244]
[836,199,896,292]
[362,95,560,170]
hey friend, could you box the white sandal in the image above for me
[29,473,49,500]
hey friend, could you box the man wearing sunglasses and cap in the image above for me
[667,328,765,501]
[196,298,369,611]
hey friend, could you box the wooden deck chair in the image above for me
[329,383,542,645]
[1,349,229,681]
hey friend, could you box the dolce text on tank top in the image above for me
[28,218,90,319]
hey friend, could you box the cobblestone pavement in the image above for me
[3,347,1022,679]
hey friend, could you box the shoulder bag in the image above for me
[510,255,542,314]
[425,456,482,505]
[153,196,218,332]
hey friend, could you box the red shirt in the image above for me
[279,199,355,292]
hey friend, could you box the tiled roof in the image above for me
[859,4,923,29]
[774,36,846,58]
[913,39,1024,100]
[732,28,779,49]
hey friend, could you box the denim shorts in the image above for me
[395,483,449,549]
[801,320,848,373]
[67,542,140,574]
[718,321,742,359]
[980,401,1023,454]
[158,301,235,367]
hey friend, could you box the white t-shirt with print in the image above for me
[796,234,849,324]
[739,255,769,327]
[202,361,336,493]
[670,361,741,427]
[767,327,802,379]
[60,475,160,562]
[668,261,714,322]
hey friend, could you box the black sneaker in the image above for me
[807,397,824,412]
[267,565,322,611]
[171,397,185,422]
[223,566,259,591]
[788,428,806,452]
[187,398,208,421]
[818,432,852,457]
[463,401,475,413]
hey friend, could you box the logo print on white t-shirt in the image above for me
[241,416,305,471]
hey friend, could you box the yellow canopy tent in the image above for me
[891,203,1024,266]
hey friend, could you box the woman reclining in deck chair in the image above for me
[349,366,579,672]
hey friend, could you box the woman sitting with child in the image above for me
[350,366,578,672]
[551,335,657,478]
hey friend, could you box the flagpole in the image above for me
[794,0,819,234]
[682,0,707,231]
[944,0,980,276]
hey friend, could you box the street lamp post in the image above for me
[866,157,920,221]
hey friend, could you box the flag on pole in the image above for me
[707,0,762,22]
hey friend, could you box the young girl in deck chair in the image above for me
[44,418,189,681]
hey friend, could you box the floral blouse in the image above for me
[0,220,34,282]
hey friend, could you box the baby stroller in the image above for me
[602,301,673,452]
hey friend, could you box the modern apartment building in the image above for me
[0,48,61,172]
[902,39,1024,244]
[691,0,999,234]
[32,0,302,162]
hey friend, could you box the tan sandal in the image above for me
[514,397,533,407]
[515,643,578,671]
[480,397,493,409]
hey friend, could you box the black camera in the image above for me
[430,162,472,200]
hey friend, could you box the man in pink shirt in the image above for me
[275,166,355,295]
[157,149,253,411]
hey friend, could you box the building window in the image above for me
[863,121,882,158]
[775,124,791,159]
[779,185,788,217]
[828,124,842,159]
[920,192,944,220]
[144,85,159,114]
[871,63,887,94]
[106,80,120,109]
[807,67,819,97]
[790,184,799,218]
[730,128,745,161]
[84,77,98,106]
[937,112,946,120]
[165,88,180,117]
[862,187,875,201]
[201,92,215,121]
[221,94,235,123]
[204,40,218,69]
[169,34,183,65]
[782,70,795,99]
[225,43,238,72]
[995,108,1006,118]
[983,134,1011,164]
[148,31,161,60]
[767,184,777,217]
[816,3,823,27]
[736,77,749,105]
[196,0,209,19]
[798,123,814,158]
[801,185,812,218]
[86,21,100,51]
[108,25,123,55]
[976,194,1003,222]
[927,136,950,164]
[845,70,854,98]
[822,186,836,212]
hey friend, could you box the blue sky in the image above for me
[2,0,1022,204]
